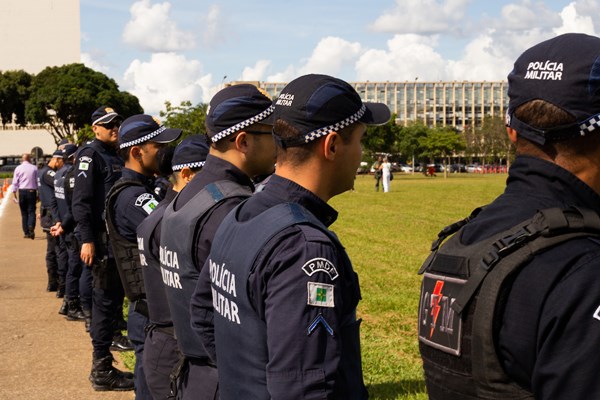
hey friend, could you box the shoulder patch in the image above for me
[307,282,334,308]
[135,193,158,215]
[78,162,89,171]
[302,258,339,280]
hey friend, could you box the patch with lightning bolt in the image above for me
[418,272,466,356]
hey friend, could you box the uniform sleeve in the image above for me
[12,167,21,191]
[72,149,100,243]
[48,173,60,223]
[190,260,217,363]
[114,187,159,242]
[252,226,350,399]
[530,256,600,399]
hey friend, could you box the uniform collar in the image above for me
[122,167,155,188]
[191,154,255,191]
[506,155,600,211]
[260,175,338,227]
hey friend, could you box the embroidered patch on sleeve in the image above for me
[593,305,600,321]
[78,162,89,171]
[307,313,334,336]
[307,282,334,308]
[302,258,339,280]
[142,199,158,215]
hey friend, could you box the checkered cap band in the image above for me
[210,105,275,143]
[120,126,166,149]
[172,161,206,171]
[579,114,600,136]
[302,104,366,143]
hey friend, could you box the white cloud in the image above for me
[80,52,110,74]
[370,0,470,35]
[266,65,296,83]
[554,2,597,36]
[356,35,447,81]
[498,1,561,31]
[298,37,362,77]
[201,5,224,48]
[123,0,195,52]
[240,60,271,81]
[123,53,212,115]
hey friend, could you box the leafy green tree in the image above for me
[419,126,466,178]
[464,116,514,165]
[397,121,429,166]
[25,63,143,145]
[159,100,208,141]
[363,113,401,156]
[0,70,33,126]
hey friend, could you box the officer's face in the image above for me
[93,120,120,146]
[138,142,164,175]
[244,125,276,178]
[336,122,366,194]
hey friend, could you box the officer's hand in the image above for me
[81,242,95,266]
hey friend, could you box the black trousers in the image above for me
[18,189,36,235]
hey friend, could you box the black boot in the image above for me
[58,298,68,316]
[66,298,86,321]
[82,308,92,332]
[89,355,134,391]
[110,334,134,352]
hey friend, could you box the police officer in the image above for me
[50,144,87,322]
[418,33,600,399]
[192,74,390,399]
[161,84,276,400]
[72,106,134,391]
[39,150,68,303]
[136,135,209,400]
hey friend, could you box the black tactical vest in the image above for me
[210,202,367,400]
[54,164,71,227]
[136,199,172,326]
[418,207,600,399]
[85,140,123,196]
[160,180,252,358]
[105,179,147,302]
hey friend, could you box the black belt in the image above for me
[19,189,37,193]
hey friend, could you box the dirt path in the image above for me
[0,191,134,400]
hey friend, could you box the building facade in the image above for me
[260,80,508,130]
[0,0,80,74]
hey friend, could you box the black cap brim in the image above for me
[360,102,391,126]
[92,112,123,126]
[152,128,183,144]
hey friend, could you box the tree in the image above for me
[0,70,33,126]
[25,63,143,145]
[159,100,208,141]
[419,126,466,178]
[362,113,402,159]
[464,116,514,165]
[397,122,429,167]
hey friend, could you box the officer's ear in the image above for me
[323,131,339,161]
[180,166,195,183]
[130,146,143,161]
[506,127,518,144]
[234,131,249,153]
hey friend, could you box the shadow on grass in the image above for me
[368,380,426,399]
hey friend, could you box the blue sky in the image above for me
[80,0,600,114]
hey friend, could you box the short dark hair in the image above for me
[514,99,600,157]
[274,119,356,166]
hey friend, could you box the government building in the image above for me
[257,80,508,130]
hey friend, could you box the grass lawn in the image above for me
[122,172,508,399]
[330,172,507,400]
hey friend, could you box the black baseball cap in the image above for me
[62,144,78,159]
[118,114,182,149]
[171,135,210,171]
[52,150,64,158]
[272,74,391,147]
[507,33,600,145]
[91,106,123,126]
[205,84,274,143]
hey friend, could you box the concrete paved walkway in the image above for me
[0,188,133,400]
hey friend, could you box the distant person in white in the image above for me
[380,156,392,193]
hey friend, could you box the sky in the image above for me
[80,0,600,115]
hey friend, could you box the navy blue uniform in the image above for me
[54,163,85,303]
[39,164,67,291]
[455,156,600,399]
[72,139,124,359]
[111,168,158,400]
[162,155,253,400]
[191,174,367,400]
[137,188,181,400]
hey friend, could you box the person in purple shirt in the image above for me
[12,153,39,239]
